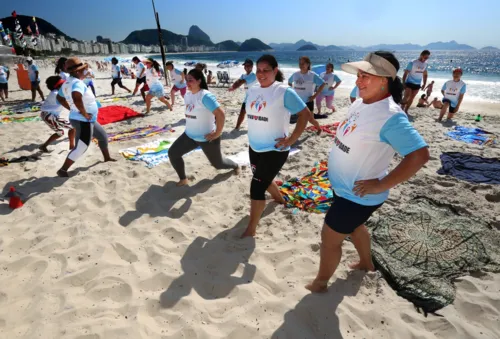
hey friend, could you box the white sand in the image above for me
[0,58,499,339]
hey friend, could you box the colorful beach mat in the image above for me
[97,105,142,125]
[227,148,300,166]
[437,152,500,184]
[278,160,333,213]
[0,115,41,124]
[446,126,497,146]
[101,125,172,143]
[306,122,339,137]
[119,138,200,168]
[368,197,500,313]
[1,102,41,116]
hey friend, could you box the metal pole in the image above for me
[152,0,169,86]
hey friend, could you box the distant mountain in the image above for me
[423,40,475,50]
[122,29,213,46]
[215,40,239,51]
[297,44,317,51]
[239,38,272,52]
[323,45,344,51]
[366,43,422,51]
[235,41,242,46]
[0,14,78,41]
[188,25,212,44]
[270,39,321,51]
[481,46,499,51]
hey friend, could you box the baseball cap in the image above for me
[26,56,33,62]
[341,52,397,80]
[243,59,253,66]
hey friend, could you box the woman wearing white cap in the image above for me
[306,51,430,293]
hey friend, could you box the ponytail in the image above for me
[256,54,284,83]
[188,69,208,90]
[374,51,403,104]
[275,69,284,82]
[55,57,67,75]
[147,58,160,73]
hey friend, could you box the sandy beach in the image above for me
[0,57,499,339]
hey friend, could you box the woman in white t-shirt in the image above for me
[54,57,69,80]
[306,51,430,293]
[241,54,313,238]
[143,58,172,114]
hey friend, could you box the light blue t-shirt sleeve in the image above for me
[202,92,220,112]
[175,69,182,76]
[288,75,293,84]
[284,88,307,115]
[405,62,413,71]
[441,83,446,91]
[380,113,428,156]
[72,81,87,95]
[313,73,324,86]
[58,87,64,97]
[245,73,256,84]
[33,65,39,72]
[243,93,248,104]
[350,86,357,98]
[333,74,341,83]
[460,84,467,94]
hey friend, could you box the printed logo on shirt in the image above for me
[333,136,350,154]
[186,103,195,112]
[247,114,269,122]
[295,77,305,85]
[250,95,266,112]
[185,114,197,119]
[415,65,426,74]
[445,87,459,96]
[339,112,359,137]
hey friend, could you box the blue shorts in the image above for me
[31,80,40,89]
[325,191,383,234]
[149,87,165,98]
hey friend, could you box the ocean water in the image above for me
[150,50,500,103]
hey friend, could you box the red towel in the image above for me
[97,105,142,125]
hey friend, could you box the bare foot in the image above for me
[176,179,189,187]
[69,145,75,150]
[39,145,49,153]
[305,280,328,293]
[234,165,241,175]
[348,261,375,272]
[240,228,256,238]
[104,158,117,162]
[57,169,69,177]
[274,196,286,204]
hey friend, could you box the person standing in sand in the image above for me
[110,57,131,95]
[143,58,172,114]
[241,55,312,238]
[165,61,187,106]
[424,80,434,98]
[401,50,430,113]
[168,68,239,186]
[0,64,9,101]
[306,51,429,293]
[56,57,116,177]
[438,67,467,122]
[229,59,257,130]
[132,56,147,101]
[39,75,75,153]
[288,56,326,121]
[55,57,69,80]
[316,63,342,115]
[26,57,45,102]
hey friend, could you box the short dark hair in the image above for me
[421,94,426,99]
[111,57,118,64]
[421,50,431,56]
[188,68,208,90]
[132,56,140,62]
[165,61,174,67]
[46,75,62,91]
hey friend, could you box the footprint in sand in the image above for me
[112,243,139,263]
[485,191,500,203]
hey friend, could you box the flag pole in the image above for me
[151,0,169,86]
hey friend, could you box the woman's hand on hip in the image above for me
[353,179,386,197]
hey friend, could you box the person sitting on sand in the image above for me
[229,59,257,130]
[317,63,342,114]
[431,97,442,109]
[111,57,131,95]
[26,57,45,102]
[207,70,216,85]
[39,75,75,153]
[55,57,69,81]
[288,56,326,120]
[416,94,432,108]
[306,51,429,293]
[438,67,467,122]
[240,54,312,238]
[0,64,9,101]
[165,61,187,106]
[56,57,116,177]
[143,58,172,114]
[350,85,360,103]
[132,56,147,101]
[401,50,430,113]
[168,68,240,187]
[424,80,434,98]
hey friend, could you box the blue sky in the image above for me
[1,0,499,48]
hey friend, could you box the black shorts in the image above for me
[325,191,383,234]
[31,81,40,90]
[249,147,289,200]
[136,77,146,85]
[405,82,421,91]
[0,83,7,90]
[442,99,457,113]
[240,102,246,112]
[306,101,314,111]
[111,78,123,86]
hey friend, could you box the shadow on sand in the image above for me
[271,272,365,339]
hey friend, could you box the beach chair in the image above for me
[221,71,230,87]
[216,71,223,87]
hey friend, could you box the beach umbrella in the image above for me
[312,64,326,75]
[217,60,239,77]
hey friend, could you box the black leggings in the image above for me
[249,147,289,200]
[68,119,108,162]
[111,78,125,88]
[168,133,238,180]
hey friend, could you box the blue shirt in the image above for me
[59,78,99,122]
[350,86,359,98]
[136,62,146,78]
[240,72,257,90]
[28,64,40,82]
[405,59,428,85]
[442,80,467,107]
[0,66,8,83]
[112,64,121,79]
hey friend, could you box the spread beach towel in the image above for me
[119,138,200,168]
[227,148,300,166]
[306,122,339,137]
[368,197,500,314]
[97,105,142,125]
[278,160,333,213]
[98,125,172,143]
[437,152,500,184]
[0,115,41,124]
[0,103,41,116]
[446,126,497,146]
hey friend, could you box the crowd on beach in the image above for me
[0,48,470,292]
